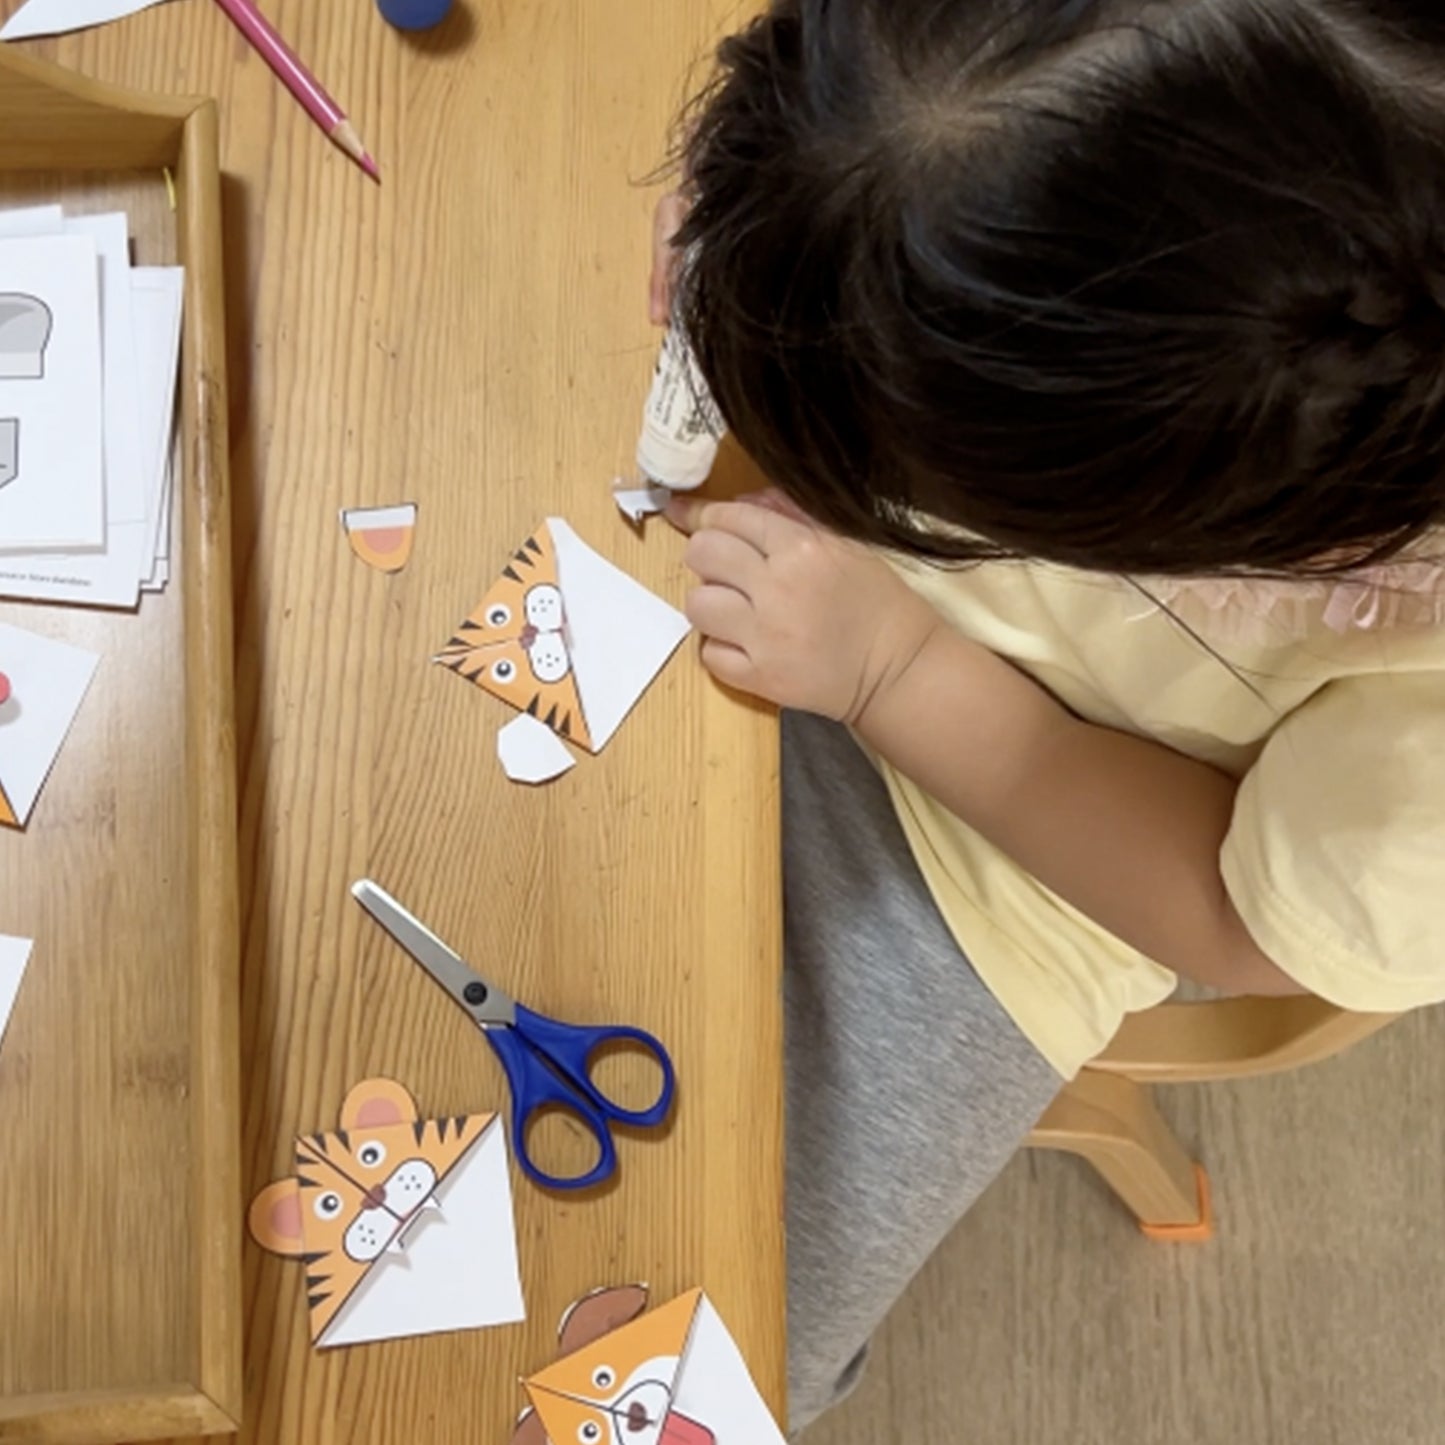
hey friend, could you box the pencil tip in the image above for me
[361,153,381,182]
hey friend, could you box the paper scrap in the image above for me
[131,266,183,582]
[497,712,576,785]
[141,424,177,592]
[614,481,670,524]
[0,209,181,606]
[436,518,690,756]
[248,1077,525,1349]
[20,211,150,605]
[523,1288,786,1445]
[0,206,63,235]
[0,235,103,551]
[342,502,417,573]
[0,621,99,828]
[0,935,32,1057]
[0,0,170,40]
[0,208,181,604]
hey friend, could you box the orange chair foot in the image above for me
[1138,1163,1213,1243]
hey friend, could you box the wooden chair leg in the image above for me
[1026,1070,1213,1241]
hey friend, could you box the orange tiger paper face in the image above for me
[435,523,593,750]
[248,1078,494,1342]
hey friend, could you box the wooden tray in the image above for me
[0,50,239,1445]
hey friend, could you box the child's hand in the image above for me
[668,491,942,723]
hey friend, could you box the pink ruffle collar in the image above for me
[1137,553,1445,644]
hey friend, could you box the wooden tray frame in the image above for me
[0,49,240,1445]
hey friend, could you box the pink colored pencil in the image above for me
[211,0,378,181]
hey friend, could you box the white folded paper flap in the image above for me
[549,517,690,751]
[0,0,169,41]
[673,1294,789,1445]
[614,483,670,524]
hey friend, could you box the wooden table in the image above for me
[4,1,785,1440]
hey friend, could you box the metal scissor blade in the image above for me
[350,879,516,1027]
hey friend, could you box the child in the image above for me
[650,0,1445,1431]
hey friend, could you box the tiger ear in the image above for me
[339,1076,419,1132]
[249,1179,308,1258]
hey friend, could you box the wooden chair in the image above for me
[1024,997,1397,1240]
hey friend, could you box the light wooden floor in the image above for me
[803,1006,1445,1445]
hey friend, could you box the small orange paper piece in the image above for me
[342,503,417,573]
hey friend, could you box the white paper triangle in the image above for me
[0,0,170,41]
[549,517,690,752]
[672,1294,788,1444]
[0,622,99,826]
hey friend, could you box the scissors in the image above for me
[351,879,676,1191]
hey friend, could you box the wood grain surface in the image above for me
[0,0,785,1441]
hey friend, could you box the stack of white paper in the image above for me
[0,204,183,609]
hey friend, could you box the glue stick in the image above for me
[636,321,726,491]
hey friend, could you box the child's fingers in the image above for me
[684,528,764,592]
[747,488,813,525]
[667,490,776,535]
[698,637,755,691]
[667,496,791,555]
[665,494,710,535]
[685,583,753,644]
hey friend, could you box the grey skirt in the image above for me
[782,710,1061,1433]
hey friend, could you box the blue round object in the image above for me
[376,0,451,31]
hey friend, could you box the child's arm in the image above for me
[671,493,1305,997]
[851,621,1301,995]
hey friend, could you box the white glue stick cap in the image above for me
[636,425,717,491]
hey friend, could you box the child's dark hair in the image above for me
[673,0,1445,575]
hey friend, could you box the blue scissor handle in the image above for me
[485,1005,677,1191]
[486,1021,619,1190]
[512,1005,677,1128]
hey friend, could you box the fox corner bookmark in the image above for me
[434,518,690,783]
[520,1287,787,1445]
[248,1077,525,1349]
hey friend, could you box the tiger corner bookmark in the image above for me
[434,518,690,776]
[248,1077,525,1348]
